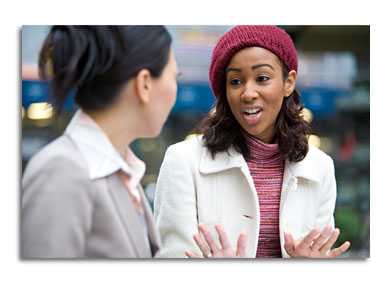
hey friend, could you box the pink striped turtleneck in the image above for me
[244,132,284,258]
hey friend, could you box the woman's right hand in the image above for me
[185,223,248,258]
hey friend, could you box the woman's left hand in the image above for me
[284,225,351,258]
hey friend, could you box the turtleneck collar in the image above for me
[243,131,282,163]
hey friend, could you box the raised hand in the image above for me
[185,223,248,258]
[284,225,351,258]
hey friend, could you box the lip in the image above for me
[241,108,263,126]
[241,105,263,113]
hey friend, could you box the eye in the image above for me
[256,75,269,83]
[229,78,242,86]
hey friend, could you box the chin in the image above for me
[144,131,160,139]
[140,120,165,138]
[241,125,263,137]
[244,127,273,143]
[151,125,164,138]
[139,128,159,139]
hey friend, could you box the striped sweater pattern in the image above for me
[244,132,284,258]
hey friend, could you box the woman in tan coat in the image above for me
[22,26,179,258]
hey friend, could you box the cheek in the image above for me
[263,84,285,108]
[160,82,176,114]
[264,95,284,122]
[160,80,177,115]
[269,94,284,109]
[226,92,240,112]
[169,81,177,105]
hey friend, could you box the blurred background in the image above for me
[21,25,369,258]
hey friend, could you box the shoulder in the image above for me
[167,134,204,154]
[164,134,205,162]
[23,135,89,186]
[306,144,334,166]
[307,145,335,179]
[288,145,335,183]
[25,135,86,169]
[22,135,97,213]
[158,135,207,177]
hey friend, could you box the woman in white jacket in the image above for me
[154,25,351,258]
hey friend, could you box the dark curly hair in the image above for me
[197,66,311,163]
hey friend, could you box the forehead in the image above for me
[227,47,282,69]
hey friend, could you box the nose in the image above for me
[241,82,258,102]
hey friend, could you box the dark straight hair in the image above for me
[39,25,172,112]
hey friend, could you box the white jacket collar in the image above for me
[199,141,322,183]
[65,110,145,181]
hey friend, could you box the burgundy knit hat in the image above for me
[209,25,298,98]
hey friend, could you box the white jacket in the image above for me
[154,135,336,258]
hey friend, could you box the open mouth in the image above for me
[241,107,263,126]
[243,108,262,116]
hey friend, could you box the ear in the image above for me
[284,70,297,98]
[134,69,153,104]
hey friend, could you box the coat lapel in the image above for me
[279,149,323,258]
[107,174,149,257]
[137,184,161,256]
[199,145,244,174]
[199,144,260,211]
[199,144,260,200]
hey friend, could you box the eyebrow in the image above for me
[226,64,274,73]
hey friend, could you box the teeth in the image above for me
[244,108,261,115]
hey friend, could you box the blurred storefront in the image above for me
[21,25,370,257]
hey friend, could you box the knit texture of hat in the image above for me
[209,25,298,98]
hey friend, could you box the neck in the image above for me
[255,126,276,144]
[87,110,136,159]
[244,130,281,162]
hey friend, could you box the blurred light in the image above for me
[22,107,25,119]
[308,134,321,148]
[185,133,199,141]
[301,108,313,123]
[27,102,54,120]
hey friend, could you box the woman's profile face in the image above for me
[225,47,295,143]
[148,48,179,136]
